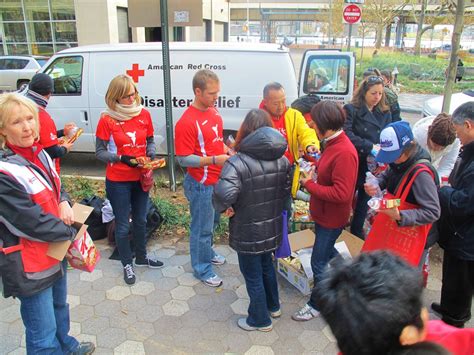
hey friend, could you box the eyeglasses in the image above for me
[367,76,383,84]
[121,91,137,100]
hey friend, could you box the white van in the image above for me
[40,42,355,154]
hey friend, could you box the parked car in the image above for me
[0,55,49,91]
[422,89,474,117]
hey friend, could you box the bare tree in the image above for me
[442,0,465,113]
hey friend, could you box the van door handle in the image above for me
[81,111,88,125]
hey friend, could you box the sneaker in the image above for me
[237,317,273,332]
[270,309,282,318]
[292,304,320,321]
[70,341,95,355]
[134,256,164,269]
[123,264,136,285]
[211,254,226,265]
[203,275,223,287]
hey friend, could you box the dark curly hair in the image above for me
[427,113,456,147]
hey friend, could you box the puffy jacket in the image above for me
[0,148,76,298]
[343,103,393,184]
[213,127,291,254]
[438,141,474,260]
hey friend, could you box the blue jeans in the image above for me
[18,260,79,354]
[106,179,149,266]
[183,174,218,280]
[350,185,371,239]
[308,224,342,309]
[238,252,280,327]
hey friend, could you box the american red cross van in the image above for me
[38,42,355,154]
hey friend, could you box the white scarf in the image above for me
[103,103,143,121]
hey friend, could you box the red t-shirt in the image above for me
[174,105,224,185]
[38,107,61,174]
[426,320,474,355]
[96,109,154,182]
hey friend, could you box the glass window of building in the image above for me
[0,0,78,56]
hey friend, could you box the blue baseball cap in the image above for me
[375,121,414,164]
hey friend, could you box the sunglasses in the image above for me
[366,76,384,84]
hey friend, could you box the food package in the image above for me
[66,230,100,272]
[131,157,167,170]
[58,127,83,145]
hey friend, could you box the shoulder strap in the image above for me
[395,160,435,201]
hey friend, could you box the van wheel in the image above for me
[17,80,30,90]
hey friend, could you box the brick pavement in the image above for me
[1,239,471,355]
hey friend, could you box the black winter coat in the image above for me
[343,103,393,184]
[213,127,291,255]
[438,141,474,260]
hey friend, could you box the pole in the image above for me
[160,0,176,192]
[246,0,250,39]
[347,24,352,51]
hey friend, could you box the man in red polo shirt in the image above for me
[175,69,229,287]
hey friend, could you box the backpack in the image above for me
[79,195,107,240]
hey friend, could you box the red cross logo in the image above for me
[126,64,144,83]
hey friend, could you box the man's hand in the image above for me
[299,170,312,186]
[63,122,77,137]
[378,207,401,221]
[214,154,230,166]
[59,201,74,225]
[223,207,235,218]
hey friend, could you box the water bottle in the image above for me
[298,158,312,175]
[366,171,383,210]
[367,145,380,174]
[226,134,235,155]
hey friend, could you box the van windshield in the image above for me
[304,56,349,95]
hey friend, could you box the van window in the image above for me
[44,56,83,95]
[304,56,350,95]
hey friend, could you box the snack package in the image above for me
[66,230,101,272]
[58,127,84,145]
[131,157,166,170]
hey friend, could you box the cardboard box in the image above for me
[47,203,94,260]
[277,229,364,295]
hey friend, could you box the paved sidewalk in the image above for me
[399,93,439,114]
[0,239,470,355]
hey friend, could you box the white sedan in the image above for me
[0,55,49,92]
[422,89,474,117]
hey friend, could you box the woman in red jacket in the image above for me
[95,74,163,285]
[292,101,359,322]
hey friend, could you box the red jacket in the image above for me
[426,320,474,355]
[304,132,358,229]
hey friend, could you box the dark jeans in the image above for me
[106,179,148,266]
[439,252,474,327]
[350,185,370,239]
[308,224,342,310]
[238,252,280,327]
[18,260,79,354]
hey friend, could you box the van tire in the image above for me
[17,80,30,90]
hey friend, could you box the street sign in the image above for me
[343,4,362,24]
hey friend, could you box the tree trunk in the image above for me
[442,0,465,113]
[375,25,384,49]
[385,25,391,47]
[414,0,427,56]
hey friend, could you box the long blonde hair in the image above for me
[0,93,39,149]
[105,74,141,111]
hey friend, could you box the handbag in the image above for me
[275,210,291,258]
[362,164,435,266]
[140,169,154,192]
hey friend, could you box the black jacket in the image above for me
[213,127,291,254]
[438,141,474,260]
[343,103,393,184]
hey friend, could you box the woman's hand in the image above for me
[300,171,312,186]
[59,201,74,225]
[364,183,378,197]
[224,207,235,218]
[378,207,401,221]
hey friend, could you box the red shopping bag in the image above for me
[66,230,101,272]
[362,164,435,266]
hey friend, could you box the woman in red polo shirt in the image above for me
[95,74,163,285]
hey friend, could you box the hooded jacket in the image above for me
[213,127,291,254]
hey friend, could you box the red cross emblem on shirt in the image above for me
[126,64,145,83]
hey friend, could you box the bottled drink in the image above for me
[226,134,236,155]
[366,171,383,210]
[298,158,312,175]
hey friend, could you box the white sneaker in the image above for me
[270,309,282,318]
[211,254,226,265]
[291,304,320,321]
[203,275,223,287]
[237,317,273,332]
